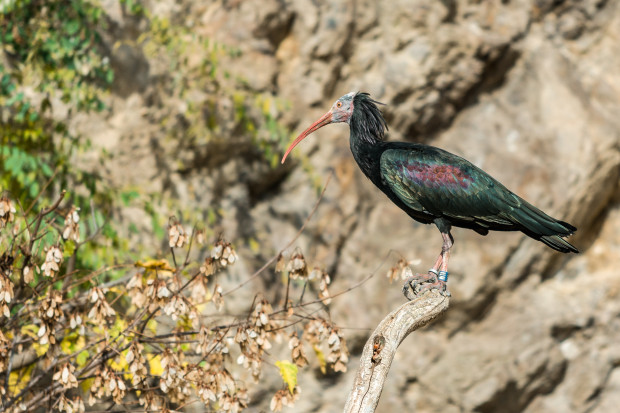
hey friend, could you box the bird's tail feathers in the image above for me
[540,234,579,253]
[509,201,578,253]
[518,202,574,236]
[555,219,577,233]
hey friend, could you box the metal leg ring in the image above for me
[438,271,449,282]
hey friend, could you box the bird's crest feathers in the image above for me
[351,92,388,142]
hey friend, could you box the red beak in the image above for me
[281,111,333,164]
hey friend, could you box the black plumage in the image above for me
[282,92,577,296]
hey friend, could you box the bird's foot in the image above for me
[415,278,450,297]
[402,270,451,300]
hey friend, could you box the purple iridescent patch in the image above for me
[402,161,471,189]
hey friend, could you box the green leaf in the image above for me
[128,222,138,234]
[120,189,139,206]
[6,91,24,106]
[275,360,298,394]
[65,20,80,36]
[41,162,53,177]
[28,181,39,197]
[76,350,89,367]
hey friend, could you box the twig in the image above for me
[15,190,66,300]
[24,167,60,216]
[3,336,16,397]
[182,226,196,267]
[283,273,291,310]
[343,290,449,413]
[223,172,332,296]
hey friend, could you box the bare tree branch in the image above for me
[344,290,450,413]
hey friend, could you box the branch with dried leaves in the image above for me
[344,290,450,413]
[0,175,375,413]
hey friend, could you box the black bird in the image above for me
[281,92,578,297]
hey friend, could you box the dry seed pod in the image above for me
[41,245,63,278]
[168,216,188,248]
[0,196,16,229]
[289,332,309,367]
[52,363,78,389]
[62,206,80,242]
[286,250,307,279]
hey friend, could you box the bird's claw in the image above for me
[416,278,450,297]
[402,271,451,300]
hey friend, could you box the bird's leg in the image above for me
[402,232,453,300]
[418,232,452,296]
[430,254,443,274]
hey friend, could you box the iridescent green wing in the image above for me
[379,148,517,225]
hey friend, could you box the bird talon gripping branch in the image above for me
[417,280,451,297]
[283,92,578,299]
[401,271,449,300]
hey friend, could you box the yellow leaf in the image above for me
[110,316,128,338]
[92,324,104,336]
[21,324,38,339]
[80,377,94,394]
[149,354,163,376]
[313,345,326,374]
[146,319,157,335]
[110,353,128,372]
[60,335,74,354]
[176,315,193,332]
[9,365,33,396]
[32,342,49,357]
[108,286,123,295]
[248,237,260,254]
[262,97,271,116]
[275,360,298,394]
[60,331,85,355]
[134,259,175,272]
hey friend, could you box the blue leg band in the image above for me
[438,271,449,282]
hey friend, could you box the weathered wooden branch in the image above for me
[344,290,450,413]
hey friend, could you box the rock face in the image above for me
[92,0,620,411]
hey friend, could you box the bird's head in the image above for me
[281,92,357,164]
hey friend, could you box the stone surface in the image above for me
[84,0,620,411]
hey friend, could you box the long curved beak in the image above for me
[281,111,333,164]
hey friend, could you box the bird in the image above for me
[281,92,578,298]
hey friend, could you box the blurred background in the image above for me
[2,0,620,412]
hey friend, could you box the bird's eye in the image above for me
[336,101,342,108]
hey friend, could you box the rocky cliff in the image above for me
[92,0,620,411]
